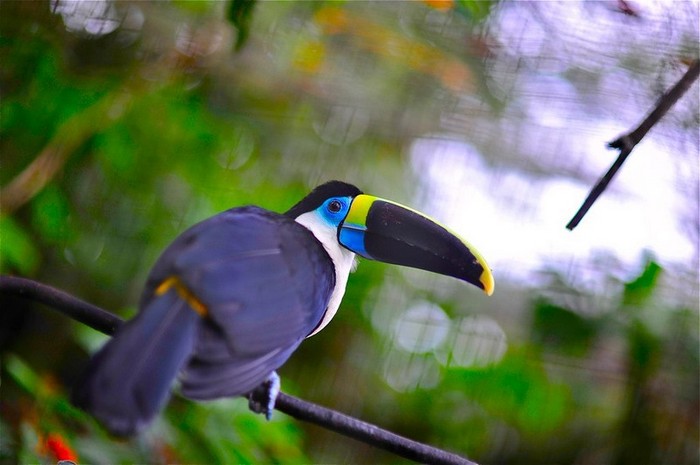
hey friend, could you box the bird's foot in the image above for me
[247,372,280,420]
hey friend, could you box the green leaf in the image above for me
[623,259,662,306]
[164,399,308,464]
[31,184,73,243]
[227,0,257,50]
[172,0,219,14]
[455,0,496,22]
[4,354,40,393]
[443,351,571,435]
[531,299,598,357]
[627,320,660,373]
[0,216,40,274]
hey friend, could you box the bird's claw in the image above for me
[247,372,280,420]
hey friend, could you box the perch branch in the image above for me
[0,275,477,465]
[0,275,122,335]
[566,59,700,230]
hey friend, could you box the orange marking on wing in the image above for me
[155,276,208,317]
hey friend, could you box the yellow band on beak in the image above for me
[344,194,376,228]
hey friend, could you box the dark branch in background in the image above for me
[0,275,477,465]
[566,59,700,230]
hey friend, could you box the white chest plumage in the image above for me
[294,211,357,337]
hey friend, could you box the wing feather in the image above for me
[73,289,199,435]
[140,206,335,399]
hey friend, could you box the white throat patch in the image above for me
[295,211,357,337]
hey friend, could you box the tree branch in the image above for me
[0,275,477,465]
[0,275,122,335]
[566,59,700,230]
[272,393,476,465]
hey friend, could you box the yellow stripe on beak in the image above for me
[344,194,375,228]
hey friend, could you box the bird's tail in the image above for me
[71,289,199,436]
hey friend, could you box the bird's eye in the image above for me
[328,199,342,213]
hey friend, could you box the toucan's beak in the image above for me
[338,195,494,295]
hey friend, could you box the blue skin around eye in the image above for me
[315,196,372,259]
[317,197,351,227]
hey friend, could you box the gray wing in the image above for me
[141,206,335,399]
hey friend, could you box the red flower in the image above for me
[43,433,78,463]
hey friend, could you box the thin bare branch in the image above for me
[566,59,700,230]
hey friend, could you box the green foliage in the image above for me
[532,299,598,356]
[228,0,258,50]
[626,319,660,373]
[5,355,40,393]
[1,2,697,464]
[157,399,307,464]
[445,350,571,435]
[31,185,73,244]
[3,353,310,464]
[173,0,221,15]
[623,258,662,306]
[455,0,496,22]
[0,216,40,274]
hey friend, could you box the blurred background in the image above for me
[1,1,698,464]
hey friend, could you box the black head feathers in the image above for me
[285,181,363,218]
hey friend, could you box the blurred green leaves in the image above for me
[455,0,496,22]
[3,352,310,464]
[532,300,598,357]
[31,185,73,244]
[228,0,257,50]
[0,216,39,274]
[1,1,698,464]
[381,257,698,462]
[445,351,571,435]
[161,399,308,465]
[623,259,662,307]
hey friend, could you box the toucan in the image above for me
[72,181,494,436]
